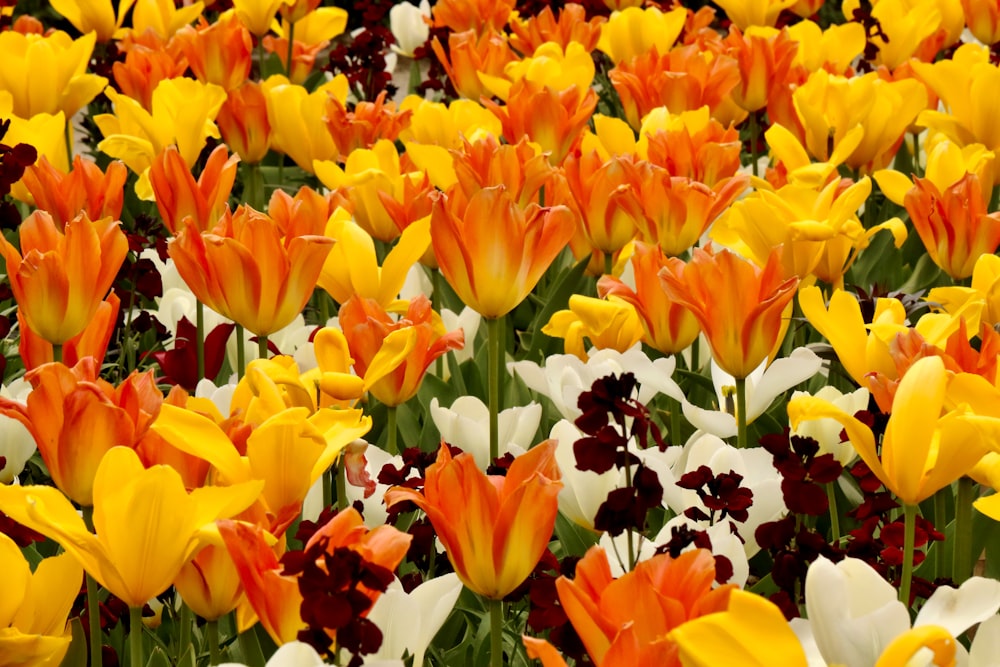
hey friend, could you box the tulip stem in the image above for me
[206,619,221,665]
[487,316,501,463]
[82,507,103,667]
[488,597,503,667]
[900,503,917,604]
[748,111,760,177]
[337,455,348,511]
[244,162,265,211]
[52,343,62,364]
[65,118,74,163]
[323,467,333,510]
[129,606,143,667]
[178,600,192,659]
[285,22,296,79]
[826,482,840,543]
[604,251,613,276]
[386,405,398,455]
[954,477,975,585]
[258,334,269,361]
[432,269,443,378]
[255,37,265,80]
[735,377,748,449]
[933,489,946,579]
[668,395,682,446]
[196,300,206,382]
[236,324,246,380]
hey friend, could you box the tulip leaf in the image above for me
[62,618,88,667]
[555,511,599,557]
[525,255,591,362]
[144,647,171,667]
[176,644,197,667]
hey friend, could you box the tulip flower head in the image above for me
[20,155,127,228]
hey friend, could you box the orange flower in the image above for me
[963,0,1000,45]
[431,0,513,33]
[609,44,741,130]
[168,204,334,336]
[563,152,643,256]
[550,546,734,665]
[633,164,749,258]
[724,26,798,113]
[111,33,189,111]
[451,136,558,208]
[262,36,325,85]
[640,109,743,187]
[508,3,604,54]
[339,295,464,407]
[323,90,413,161]
[218,507,411,645]
[385,441,562,599]
[175,12,253,92]
[430,185,576,319]
[483,78,597,166]
[599,242,701,355]
[0,210,128,345]
[20,155,127,227]
[18,292,120,370]
[0,359,162,506]
[904,172,1000,280]
[432,28,516,101]
[659,246,799,378]
[217,82,272,164]
[150,144,240,234]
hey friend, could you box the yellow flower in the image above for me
[0,30,106,118]
[0,447,263,608]
[788,355,998,505]
[130,0,205,39]
[841,0,942,69]
[543,295,644,360]
[927,253,1000,326]
[714,0,796,29]
[317,210,431,307]
[232,0,287,35]
[50,0,135,41]
[595,5,686,64]
[0,533,82,667]
[484,40,595,99]
[786,20,865,74]
[262,74,349,173]
[875,138,995,208]
[95,79,227,199]
[0,92,69,178]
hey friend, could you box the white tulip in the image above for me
[0,378,34,484]
[389,0,431,57]
[430,396,540,469]
[790,385,869,466]
[367,573,463,665]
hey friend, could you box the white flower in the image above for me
[508,344,682,422]
[194,378,236,417]
[440,306,481,367]
[367,573,463,665]
[790,385,869,466]
[598,530,657,577]
[550,419,624,530]
[389,0,431,57]
[659,433,784,557]
[0,378,34,484]
[302,443,402,528]
[430,396,540,469]
[792,556,1000,667]
[219,641,404,667]
[681,347,823,439]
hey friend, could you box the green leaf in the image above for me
[143,647,171,667]
[61,618,88,667]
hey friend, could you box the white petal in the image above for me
[746,347,822,421]
[915,577,1000,637]
[265,642,327,667]
[969,615,1000,667]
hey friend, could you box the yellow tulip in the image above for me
[0,533,82,667]
[318,210,431,307]
[0,447,262,608]
[714,0,797,29]
[261,74,348,173]
[927,253,1000,326]
[95,79,226,199]
[0,30,106,118]
[595,5,686,64]
[786,20,866,74]
[788,355,998,505]
[50,0,136,41]
[875,138,995,208]
[841,0,942,69]
[0,92,69,178]
[543,295,645,360]
[233,0,287,35]
[130,0,205,39]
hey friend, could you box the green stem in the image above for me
[900,503,917,604]
[933,488,947,579]
[178,601,192,660]
[690,337,700,372]
[236,324,246,380]
[318,289,330,326]
[206,619,221,665]
[748,111,760,178]
[408,57,421,95]
[285,21,296,79]
[52,343,63,364]
[604,251,613,276]
[386,405,398,456]
[65,117,74,164]
[488,597,503,667]
[668,395,682,447]
[237,626,265,667]
[130,607,143,667]
[954,477,975,584]
[735,376,748,449]
[623,457,635,568]
[244,162,265,211]
[487,316,501,463]
[336,455,348,511]
[323,467,333,510]
[257,333,269,361]
[255,37,265,80]
[196,301,206,382]
[826,482,840,544]
[911,131,922,178]
[82,507,103,667]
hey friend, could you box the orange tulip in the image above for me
[168,204,334,336]
[659,246,799,378]
[432,29,516,101]
[431,0,514,33]
[324,90,412,160]
[219,507,411,645]
[0,359,162,506]
[20,155,127,227]
[430,184,576,319]
[217,81,272,164]
[599,242,701,355]
[904,172,1000,280]
[639,108,743,187]
[150,144,240,234]
[339,295,464,407]
[18,292,121,371]
[963,0,1000,45]
[175,13,253,92]
[111,33,189,111]
[551,546,734,665]
[508,3,604,55]
[451,136,558,209]
[724,26,798,113]
[0,210,128,345]
[562,152,643,256]
[385,441,562,600]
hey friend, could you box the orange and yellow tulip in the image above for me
[150,144,240,234]
[543,295,644,359]
[20,155,127,227]
[18,292,121,371]
[562,152,643,256]
[385,441,562,600]
[508,3,604,55]
[323,90,412,161]
[111,33,189,112]
[168,204,334,336]
[724,26,798,113]
[217,81,272,164]
[432,29,516,102]
[659,246,798,379]
[175,12,254,92]
[430,184,575,319]
[963,0,1000,45]
[0,446,262,609]
[261,75,348,173]
[0,210,128,345]
[431,0,513,33]
[340,295,464,407]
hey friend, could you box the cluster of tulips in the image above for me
[6,0,1000,665]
